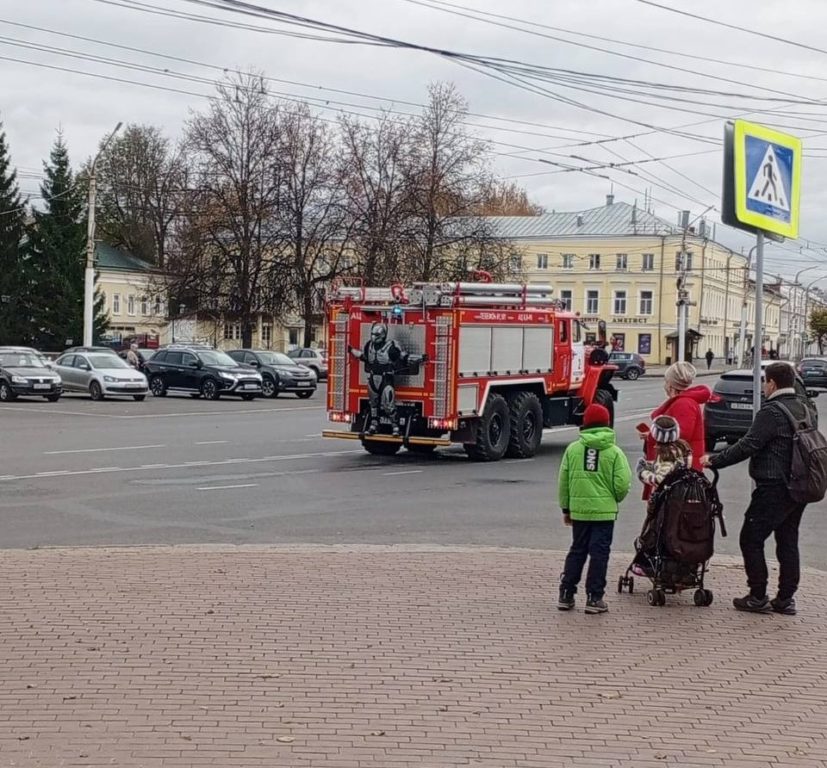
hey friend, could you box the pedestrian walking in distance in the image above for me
[702,363,822,615]
[705,348,714,370]
[558,403,632,614]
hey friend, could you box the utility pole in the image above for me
[737,247,755,368]
[752,233,764,414]
[83,121,122,347]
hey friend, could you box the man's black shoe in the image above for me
[771,597,797,615]
[557,585,575,611]
[733,594,772,613]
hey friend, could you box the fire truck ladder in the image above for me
[408,282,559,309]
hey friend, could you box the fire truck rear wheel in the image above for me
[464,393,511,462]
[593,388,615,426]
[361,440,401,456]
[505,391,544,459]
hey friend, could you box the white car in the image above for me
[54,351,149,401]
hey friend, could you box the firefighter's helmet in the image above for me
[370,322,388,346]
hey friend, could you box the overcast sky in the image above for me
[2,0,827,280]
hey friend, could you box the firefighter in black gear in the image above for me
[349,322,427,436]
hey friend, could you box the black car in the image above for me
[798,357,827,389]
[143,346,263,400]
[228,349,317,399]
[704,368,818,451]
[0,348,62,402]
[608,352,646,380]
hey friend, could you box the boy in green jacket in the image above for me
[558,403,632,614]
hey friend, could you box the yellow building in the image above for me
[484,198,757,365]
[96,244,167,347]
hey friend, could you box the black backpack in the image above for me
[774,400,827,504]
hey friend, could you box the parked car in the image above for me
[228,349,317,399]
[704,368,817,451]
[0,348,62,402]
[608,351,646,380]
[287,347,328,380]
[144,346,263,400]
[53,351,148,401]
[0,346,53,368]
[64,345,119,356]
[798,357,827,389]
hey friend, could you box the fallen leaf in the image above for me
[370,730,386,737]
[598,692,622,700]
[437,706,448,712]
[63,695,77,702]
[181,736,192,742]
[259,674,280,680]
[18,736,30,742]
[655,754,667,761]
[276,736,294,743]
[26,684,36,689]
[205,610,215,615]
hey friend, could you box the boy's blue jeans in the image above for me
[560,520,615,600]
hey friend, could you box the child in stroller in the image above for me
[618,416,726,606]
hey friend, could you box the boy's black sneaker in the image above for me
[732,594,772,613]
[584,597,608,614]
[557,586,575,611]
[771,597,797,616]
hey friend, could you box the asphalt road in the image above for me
[2,377,826,569]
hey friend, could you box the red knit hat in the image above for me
[582,403,611,429]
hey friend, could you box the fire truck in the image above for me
[322,278,617,461]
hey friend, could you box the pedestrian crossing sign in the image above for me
[733,119,802,239]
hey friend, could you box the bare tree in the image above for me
[278,105,354,347]
[95,124,185,267]
[175,72,288,348]
[400,82,502,282]
[339,112,413,284]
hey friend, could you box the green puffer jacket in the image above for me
[558,427,632,521]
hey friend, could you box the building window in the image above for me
[588,253,601,270]
[586,290,599,315]
[261,324,272,346]
[223,323,241,341]
[112,294,121,315]
[509,254,523,273]
[615,253,628,272]
[536,253,549,270]
[676,251,694,271]
[638,333,652,355]
[613,290,627,315]
[127,295,135,316]
[154,296,162,315]
[640,290,653,315]
[559,289,572,311]
[141,296,148,316]
[561,253,575,269]
[642,253,654,272]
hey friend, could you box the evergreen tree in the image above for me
[27,133,106,349]
[0,117,26,344]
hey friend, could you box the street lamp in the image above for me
[83,121,123,346]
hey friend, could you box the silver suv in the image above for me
[287,347,328,380]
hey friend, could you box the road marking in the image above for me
[0,449,362,483]
[198,483,259,491]
[43,444,165,455]
[382,469,423,476]
[195,440,228,445]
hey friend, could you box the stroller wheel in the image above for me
[693,589,706,607]
[628,576,634,594]
[704,589,713,606]
[617,576,625,594]
[646,589,665,606]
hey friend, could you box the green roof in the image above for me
[95,243,156,273]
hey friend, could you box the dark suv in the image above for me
[608,352,646,380]
[144,346,263,400]
[798,357,827,389]
[228,349,317,398]
[704,368,817,450]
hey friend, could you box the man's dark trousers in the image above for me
[561,520,614,599]
[740,484,805,601]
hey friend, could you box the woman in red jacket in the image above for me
[642,362,711,498]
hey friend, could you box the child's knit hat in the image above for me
[651,415,680,444]
[582,403,611,429]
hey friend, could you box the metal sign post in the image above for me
[723,119,802,423]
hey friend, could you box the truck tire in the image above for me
[464,393,511,462]
[505,391,543,459]
[593,388,615,427]
[361,439,401,456]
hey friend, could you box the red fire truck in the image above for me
[322,278,617,461]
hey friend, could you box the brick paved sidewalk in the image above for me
[1,545,826,768]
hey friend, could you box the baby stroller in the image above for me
[618,467,726,606]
